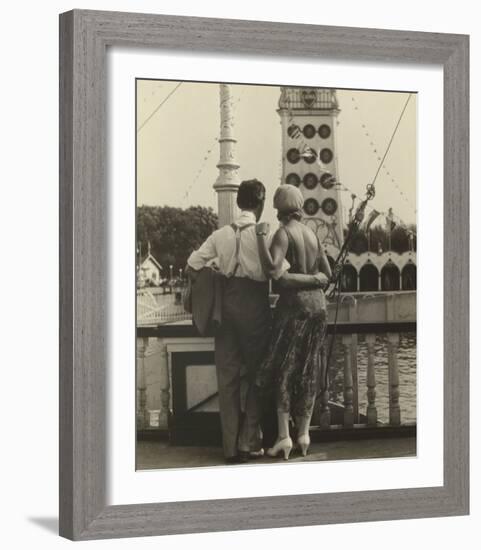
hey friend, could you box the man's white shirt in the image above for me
[187,211,289,281]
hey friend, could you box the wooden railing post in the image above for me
[350,334,359,424]
[346,296,359,423]
[342,334,354,428]
[387,332,401,426]
[365,333,378,426]
[158,339,171,430]
[319,344,331,429]
[136,336,149,429]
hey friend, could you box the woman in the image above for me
[255,185,332,459]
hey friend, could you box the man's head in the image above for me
[236,179,266,221]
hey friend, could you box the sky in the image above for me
[136,80,416,228]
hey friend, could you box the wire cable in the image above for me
[370,93,412,188]
[137,82,183,133]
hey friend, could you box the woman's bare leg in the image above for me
[266,408,293,459]
[295,402,315,456]
[277,409,290,440]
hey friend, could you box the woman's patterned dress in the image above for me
[256,226,328,417]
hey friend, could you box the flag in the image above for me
[362,209,380,232]
[300,146,316,160]
[386,208,396,232]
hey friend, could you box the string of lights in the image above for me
[181,137,219,201]
[182,93,243,202]
[348,94,417,215]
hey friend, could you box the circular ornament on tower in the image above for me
[303,173,318,189]
[303,124,316,139]
[318,124,332,139]
[303,147,317,164]
[319,148,333,164]
[320,172,336,189]
[286,173,301,186]
[321,198,338,216]
[286,148,300,164]
[287,124,301,139]
[304,198,320,216]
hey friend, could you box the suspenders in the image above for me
[230,222,255,277]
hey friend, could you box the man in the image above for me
[187,180,328,464]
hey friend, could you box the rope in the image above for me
[370,93,412,188]
[137,82,183,133]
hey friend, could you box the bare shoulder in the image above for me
[272,226,288,248]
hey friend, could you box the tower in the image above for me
[278,87,344,259]
[213,84,240,227]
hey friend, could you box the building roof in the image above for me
[140,253,163,272]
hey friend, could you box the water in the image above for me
[330,332,416,424]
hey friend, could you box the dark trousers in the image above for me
[214,277,271,458]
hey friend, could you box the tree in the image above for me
[137,205,218,274]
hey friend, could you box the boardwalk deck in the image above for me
[136,436,416,470]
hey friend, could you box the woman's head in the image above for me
[273,185,304,223]
[237,179,266,220]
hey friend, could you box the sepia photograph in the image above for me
[135,80,417,470]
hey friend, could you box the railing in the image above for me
[137,286,190,326]
[315,325,414,433]
[136,291,416,442]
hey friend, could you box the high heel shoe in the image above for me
[297,434,310,457]
[267,437,293,460]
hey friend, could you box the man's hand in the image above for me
[313,272,329,289]
[185,265,199,282]
[256,222,270,236]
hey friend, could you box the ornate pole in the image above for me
[214,84,241,227]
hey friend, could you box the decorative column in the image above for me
[387,332,401,426]
[365,333,378,426]
[214,84,241,227]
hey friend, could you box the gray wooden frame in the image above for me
[59,9,469,541]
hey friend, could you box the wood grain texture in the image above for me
[59,10,74,538]
[59,9,469,540]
